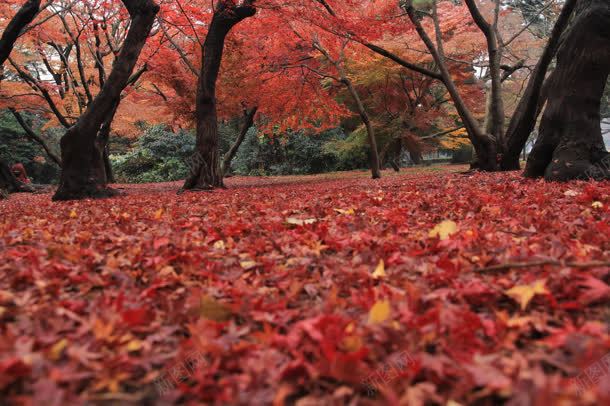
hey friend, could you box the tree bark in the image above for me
[342,77,381,179]
[103,146,115,183]
[221,106,257,176]
[96,104,119,184]
[403,2,498,172]
[464,0,505,153]
[310,37,382,179]
[183,1,256,191]
[501,0,578,170]
[0,0,40,66]
[524,0,610,181]
[53,0,159,200]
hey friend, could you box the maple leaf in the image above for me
[240,260,258,270]
[577,276,610,305]
[285,217,317,226]
[153,237,170,250]
[48,339,68,361]
[368,300,391,324]
[429,220,458,240]
[334,208,355,215]
[371,260,386,279]
[505,280,549,310]
[199,296,232,322]
[154,208,164,219]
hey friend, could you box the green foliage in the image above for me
[0,110,61,184]
[321,127,370,171]
[232,128,355,176]
[111,125,195,183]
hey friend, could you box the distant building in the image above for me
[421,150,453,162]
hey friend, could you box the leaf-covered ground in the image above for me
[1,167,609,405]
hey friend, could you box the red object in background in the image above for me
[11,163,31,184]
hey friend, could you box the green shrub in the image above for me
[111,125,195,183]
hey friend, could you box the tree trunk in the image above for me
[342,78,381,179]
[184,2,256,191]
[380,137,401,172]
[53,0,159,200]
[221,106,257,176]
[97,104,119,184]
[10,108,62,167]
[0,0,40,66]
[410,150,422,165]
[0,160,22,193]
[103,146,114,183]
[502,0,578,170]
[524,0,610,181]
[404,2,498,172]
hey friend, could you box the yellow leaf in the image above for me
[505,280,549,310]
[240,260,258,270]
[285,217,317,226]
[69,209,77,219]
[342,335,363,352]
[49,338,68,360]
[154,208,164,219]
[506,316,532,328]
[126,339,143,353]
[368,300,391,324]
[199,295,232,322]
[334,208,355,215]
[213,240,226,250]
[592,201,603,209]
[159,266,176,277]
[372,260,386,279]
[428,220,458,240]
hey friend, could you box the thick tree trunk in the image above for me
[53,0,158,200]
[221,106,257,176]
[524,0,610,181]
[501,0,578,170]
[0,0,40,66]
[183,2,256,191]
